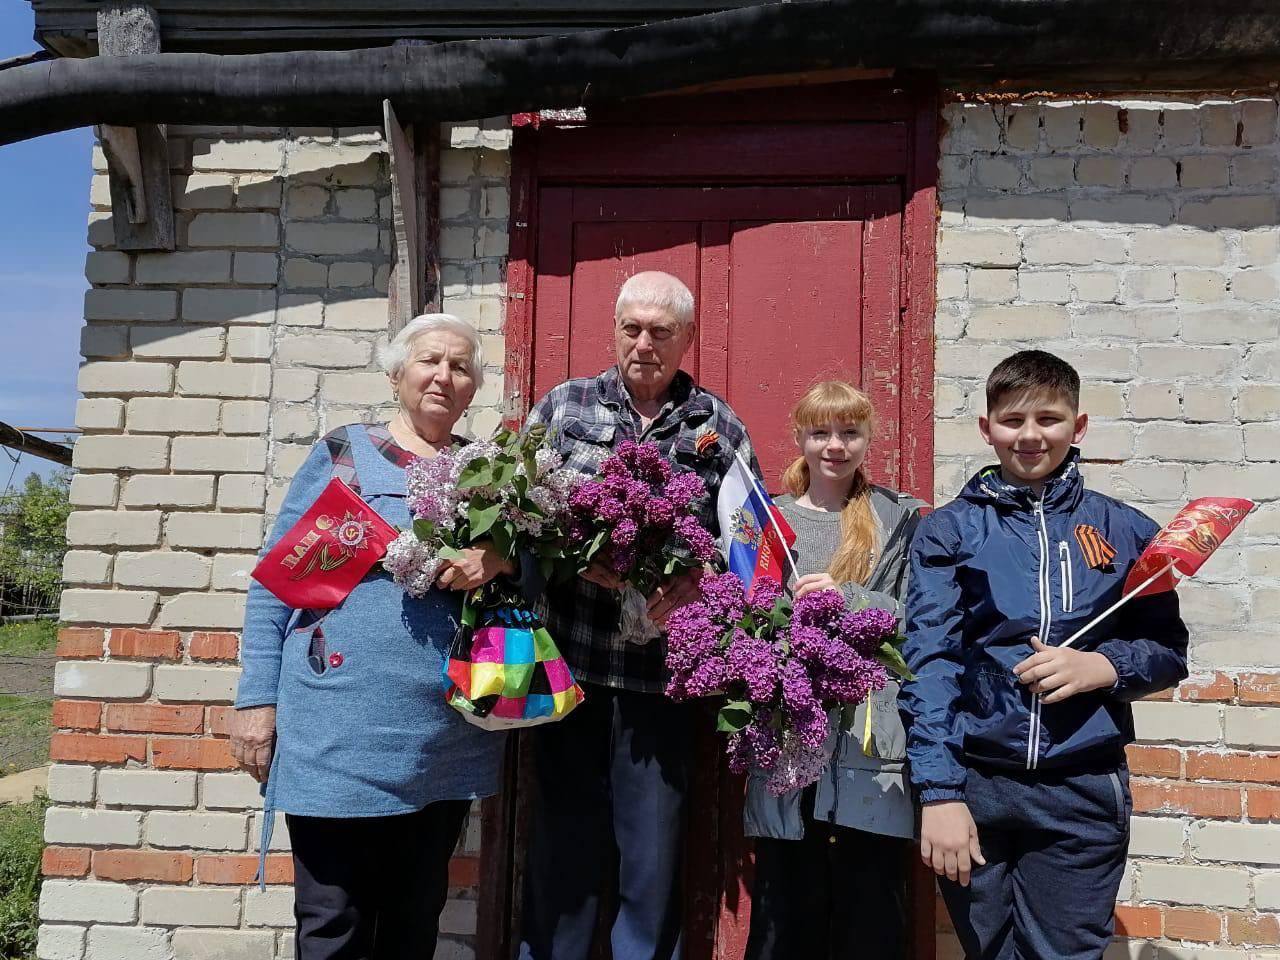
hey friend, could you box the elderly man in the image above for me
[519,272,759,960]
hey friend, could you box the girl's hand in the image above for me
[920,801,985,886]
[1013,637,1118,704]
[794,572,839,598]
[438,540,515,590]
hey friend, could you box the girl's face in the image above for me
[796,418,870,486]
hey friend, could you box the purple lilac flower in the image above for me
[727,715,781,774]
[766,732,834,796]
[747,577,783,613]
[838,606,899,656]
[726,629,780,703]
[664,471,706,509]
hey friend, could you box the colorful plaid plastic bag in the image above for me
[443,601,585,730]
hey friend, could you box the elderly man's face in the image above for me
[614,304,695,398]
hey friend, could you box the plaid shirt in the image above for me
[528,366,759,693]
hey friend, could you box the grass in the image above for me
[0,622,58,658]
[0,697,52,779]
[0,795,46,960]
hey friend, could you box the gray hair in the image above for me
[377,314,485,390]
[615,271,695,327]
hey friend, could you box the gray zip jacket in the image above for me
[743,484,925,840]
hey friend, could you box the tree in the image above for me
[0,472,71,596]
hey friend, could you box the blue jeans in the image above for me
[519,683,694,960]
[940,763,1131,960]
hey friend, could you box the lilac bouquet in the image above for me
[382,425,581,600]
[563,440,717,642]
[665,573,910,795]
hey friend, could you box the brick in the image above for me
[60,587,161,626]
[75,398,124,431]
[46,764,95,804]
[86,925,175,960]
[39,880,137,924]
[173,172,236,209]
[135,250,232,284]
[1250,789,1280,820]
[181,288,276,325]
[1127,744,1182,777]
[196,855,293,885]
[145,811,248,851]
[152,737,237,771]
[171,437,268,473]
[1129,816,1186,857]
[1225,707,1280,748]
[53,661,152,700]
[153,665,240,703]
[1182,308,1279,345]
[1183,195,1279,230]
[275,333,372,368]
[188,212,278,247]
[165,513,263,551]
[176,361,271,398]
[217,475,266,511]
[171,929,275,960]
[1075,156,1124,188]
[323,297,387,330]
[61,550,111,587]
[67,477,120,510]
[1227,910,1280,945]
[287,142,383,182]
[249,812,291,851]
[967,304,1069,339]
[84,250,130,283]
[140,887,242,927]
[220,400,270,435]
[1113,904,1162,939]
[227,326,273,360]
[1140,863,1251,907]
[37,923,86,960]
[93,849,194,884]
[52,700,102,731]
[1122,269,1174,302]
[66,510,163,548]
[1023,231,1126,265]
[98,769,197,809]
[190,632,240,661]
[48,733,145,769]
[84,288,178,322]
[1136,423,1243,462]
[1134,701,1222,744]
[126,396,222,433]
[202,771,264,810]
[286,221,380,255]
[42,846,91,878]
[44,807,141,845]
[1132,780,1242,818]
[1259,873,1280,910]
[1187,751,1280,783]
[72,436,170,471]
[192,139,283,172]
[205,706,233,736]
[322,371,389,404]
[1163,907,1224,942]
[105,704,203,735]
[56,627,105,659]
[286,185,329,219]
[236,175,283,209]
[1240,674,1280,705]
[1235,270,1280,303]
[283,257,328,288]
[936,228,1020,268]
[1180,674,1236,702]
[1246,422,1280,461]
[113,551,211,591]
[243,888,294,927]
[1193,821,1280,864]
[78,361,174,396]
[107,628,181,659]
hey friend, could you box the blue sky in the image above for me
[1,2,93,487]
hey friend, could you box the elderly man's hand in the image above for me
[581,561,625,591]
[646,568,705,626]
[229,706,276,784]
[438,540,515,591]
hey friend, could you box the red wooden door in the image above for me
[490,79,939,960]
[532,185,903,492]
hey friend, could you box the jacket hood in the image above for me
[958,447,1085,514]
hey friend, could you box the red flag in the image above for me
[1123,497,1255,598]
[251,478,398,609]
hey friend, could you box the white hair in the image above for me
[377,314,485,390]
[614,271,695,327]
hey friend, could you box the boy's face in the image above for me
[979,388,1088,491]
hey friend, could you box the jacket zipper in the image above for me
[1028,498,1053,770]
[1059,541,1074,613]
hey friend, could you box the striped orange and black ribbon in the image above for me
[1074,524,1117,570]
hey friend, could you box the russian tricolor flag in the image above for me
[716,453,797,597]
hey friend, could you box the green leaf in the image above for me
[876,640,914,681]
[412,519,437,542]
[490,456,519,488]
[457,459,494,490]
[584,529,609,562]
[436,544,466,561]
[489,521,514,559]
[716,700,754,734]
[468,500,503,538]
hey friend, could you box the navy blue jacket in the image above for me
[900,451,1188,803]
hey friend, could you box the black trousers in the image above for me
[288,800,472,960]
[745,789,908,960]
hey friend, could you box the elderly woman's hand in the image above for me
[438,540,516,591]
[229,705,277,783]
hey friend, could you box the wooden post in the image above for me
[385,99,441,333]
[96,2,175,251]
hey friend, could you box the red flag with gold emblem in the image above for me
[1123,497,1255,598]
[251,478,398,609]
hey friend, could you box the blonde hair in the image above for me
[781,381,878,586]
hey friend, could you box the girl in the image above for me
[743,380,925,960]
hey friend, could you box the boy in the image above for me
[901,350,1188,959]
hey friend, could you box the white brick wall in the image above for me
[938,96,1280,957]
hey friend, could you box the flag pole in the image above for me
[1059,561,1177,649]
[732,450,801,584]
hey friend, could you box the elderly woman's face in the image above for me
[614,304,694,398]
[391,330,478,426]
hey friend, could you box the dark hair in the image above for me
[985,350,1080,412]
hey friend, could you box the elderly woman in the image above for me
[230,314,535,960]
